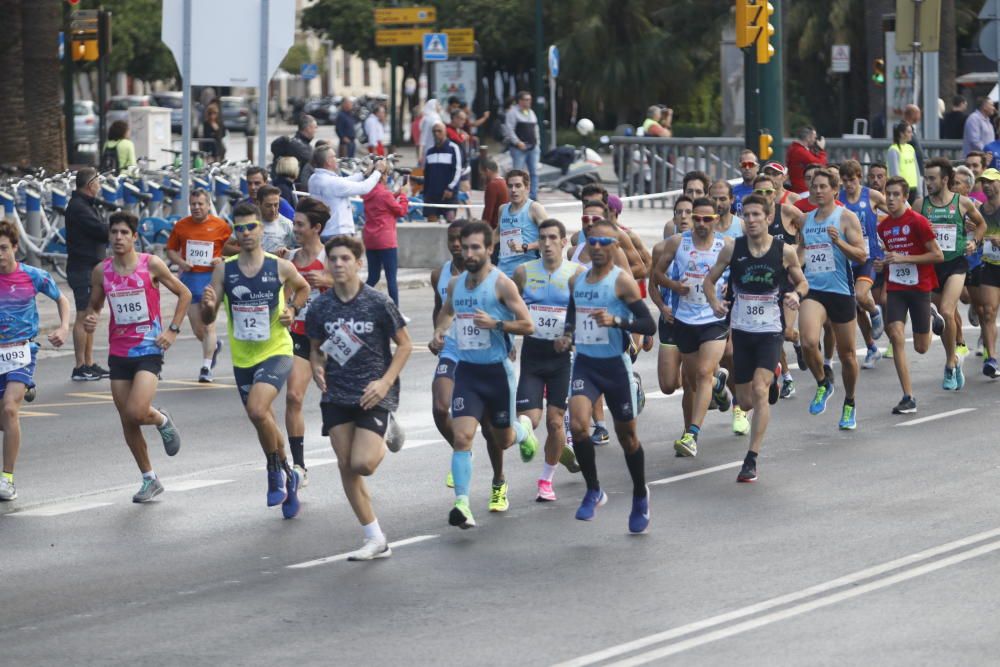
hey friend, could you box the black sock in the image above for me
[746,450,758,461]
[624,446,646,497]
[573,435,600,491]
[289,436,305,469]
[844,397,855,406]
[266,451,280,472]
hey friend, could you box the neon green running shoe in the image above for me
[488,480,509,512]
[732,406,750,435]
[445,471,454,488]
[448,497,476,529]
[518,415,538,463]
[884,343,893,359]
[673,432,697,457]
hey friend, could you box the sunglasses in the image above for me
[754,188,775,195]
[692,214,719,223]
[587,236,616,247]
[234,221,260,233]
[581,215,605,224]
[741,161,759,169]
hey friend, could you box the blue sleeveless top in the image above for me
[497,199,540,277]
[802,207,853,295]
[452,267,513,364]
[437,260,459,361]
[572,266,630,359]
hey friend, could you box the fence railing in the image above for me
[609,136,965,208]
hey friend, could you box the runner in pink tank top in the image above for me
[103,253,163,358]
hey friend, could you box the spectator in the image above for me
[101,120,137,174]
[244,166,295,220]
[336,98,357,159]
[365,106,388,156]
[479,156,509,230]
[963,97,995,157]
[887,121,919,203]
[984,116,1000,168]
[422,122,462,222]
[65,167,109,382]
[903,104,926,178]
[200,103,227,163]
[297,139,328,193]
[731,148,759,215]
[443,96,462,124]
[640,106,670,137]
[658,105,674,136]
[307,145,383,240]
[418,99,443,163]
[786,124,827,193]
[270,114,316,188]
[256,185,295,256]
[362,168,408,307]
[447,109,471,190]
[274,156,300,208]
[955,165,983,203]
[941,95,968,140]
[502,90,541,200]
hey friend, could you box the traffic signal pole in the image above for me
[759,0,783,161]
[737,0,783,161]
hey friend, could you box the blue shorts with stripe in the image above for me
[452,359,516,428]
[570,353,637,423]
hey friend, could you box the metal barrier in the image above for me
[609,136,965,208]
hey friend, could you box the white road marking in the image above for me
[9,501,114,517]
[895,407,976,426]
[404,438,444,450]
[649,461,741,486]
[553,526,1000,667]
[305,458,337,467]
[166,479,234,492]
[286,534,439,569]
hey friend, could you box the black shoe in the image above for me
[71,365,100,381]
[88,363,111,379]
[822,363,834,384]
[794,344,806,371]
[930,306,945,337]
[591,425,610,446]
[768,367,780,405]
[712,369,731,412]
[737,456,757,483]
[24,385,36,402]
[211,340,223,370]
[892,396,917,415]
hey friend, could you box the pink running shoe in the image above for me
[536,479,556,502]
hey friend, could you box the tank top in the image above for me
[671,231,727,326]
[768,206,797,246]
[729,236,786,334]
[522,258,577,351]
[452,267,513,364]
[223,253,292,367]
[289,249,327,336]
[437,260,460,361]
[802,206,853,295]
[839,186,882,262]
[571,231,589,267]
[572,266,630,359]
[497,199,540,277]
[103,253,162,358]
[718,215,744,240]
[921,192,967,262]
[982,204,1000,266]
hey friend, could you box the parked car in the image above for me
[152,91,200,134]
[106,95,153,126]
[220,96,256,133]
[74,100,99,145]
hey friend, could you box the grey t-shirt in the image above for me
[261,215,295,254]
[304,284,405,410]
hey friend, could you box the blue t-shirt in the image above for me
[0,263,61,343]
[984,140,1000,169]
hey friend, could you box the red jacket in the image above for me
[786,141,827,193]
[362,182,408,250]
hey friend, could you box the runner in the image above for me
[867,162,888,195]
[0,221,71,501]
[656,197,731,455]
[305,234,412,560]
[165,189,238,382]
[431,221,537,528]
[497,170,548,278]
[763,161,799,205]
[513,219,585,501]
[285,198,333,487]
[915,157,986,389]
[651,196,694,395]
[704,194,807,482]
[876,177,944,413]
[976,168,1000,377]
[797,168,868,429]
[682,171,711,200]
[83,212,190,502]
[200,202,311,518]
[953,165,983,358]
[565,218,656,532]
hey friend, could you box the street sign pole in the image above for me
[63,2,75,162]
[548,45,558,151]
[181,0,192,205]
[258,0,270,166]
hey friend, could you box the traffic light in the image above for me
[759,131,773,161]
[735,0,753,48]
[754,1,775,65]
[872,58,885,86]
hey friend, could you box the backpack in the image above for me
[100,142,120,173]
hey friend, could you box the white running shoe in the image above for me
[0,476,17,501]
[293,464,309,489]
[347,537,392,561]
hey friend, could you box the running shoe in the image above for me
[780,378,795,399]
[709,395,719,411]
[969,307,980,327]
[536,479,557,502]
[559,446,581,473]
[266,469,286,507]
[488,480,509,512]
[155,408,181,456]
[24,385,35,402]
[768,367,780,405]
[575,488,607,521]
[628,487,650,534]
[591,425,610,446]
[385,412,406,453]
[737,456,757,483]
[633,371,646,415]
[211,340,223,370]
[732,406,750,435]
[0,476,17,501]
[518,415,538,462]
[892,396,917,414]
[809,381,835,415]
[89,363,111,379]
[870,305,885,340]
[132,477,164,503]
[930,304,945,336]
[956,343,970,359]
[977,335,985,357]
[955,363,966,390]
[449,497,476,528]
[445,471,455,488]
[794,344,806,371]
[347,537,392,561]
[984,358,1000,379]
[943,366,958,391]
[293,464,309,489]
[71,365,100,381]
[282,467,301,519]
[642,335,655,352]
[713,368,731,413]
[838,403,857,430]
[198,366,213,383]
[673,432,697,457]
[862,344,882,369]
[884,343,894,359]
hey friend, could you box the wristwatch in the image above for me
[494,320,504,331]
[613,316,623,329]
[521,243,529,253]
[168,323,181,334]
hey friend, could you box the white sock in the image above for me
[540,463,557,482]
[158,411,169,427]
[783,372,793,381]
[362,519,384,542]
[143,470,157,480]
[202,358,213,369]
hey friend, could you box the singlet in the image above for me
[436,260,460,361]
[768,206,797,246]
[572,266,630,359]
[289,249,327,336]
[451,267,513,364]
[571,231,590,267]
[103,253,162,358]
[802,206,853,295]
[718,215,744,240]
[839,186,882,262]
[729,236,786,334]
[921,193,967,263]
[497,199,540,277]
[521,258,578,353]
[671,231,727,326]
[981,204,1000,266]
[223,253,292,367]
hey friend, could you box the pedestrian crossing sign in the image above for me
[423,32,448,61]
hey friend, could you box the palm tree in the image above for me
[21,0,66,171]
[0,0,30,167]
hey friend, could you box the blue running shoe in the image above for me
[575,488,608,521]
[955,363,966,390]
[809,381,834,415]
[590,425,610,447]
[870,305,885,340]
[282,467,301,519]
[943,366,958,391]
[628,487,650,534]
[267,469,286,507]
[838,403,857,430]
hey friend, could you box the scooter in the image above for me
[497,144,603,199]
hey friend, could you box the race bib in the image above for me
[574,306,609,345]
[320,323,363,366]
[108,288,150,325]
[732,292,781,333]
[186,239,214,267]
[232,303,270,341]
[805,243,835,274]
[499,227,523,259]
[0,341,31,375]
[932,224,956,252]
[528,304,567,340]
[889,262,918,286]
[985,240,1000,261]
[681,271,708,305]
[456,313,490,350]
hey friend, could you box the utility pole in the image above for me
[62,1,76,163]
[534,0,546,150]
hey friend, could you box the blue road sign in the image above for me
[300,63,318,80]
[548,45,559,78]
[423,32,448,62]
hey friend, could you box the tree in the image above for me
[0,0,30,167]
[78,0,179,87]
[22,0,66,170]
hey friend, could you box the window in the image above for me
[343,53,351,86]
[363,61,371,87]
